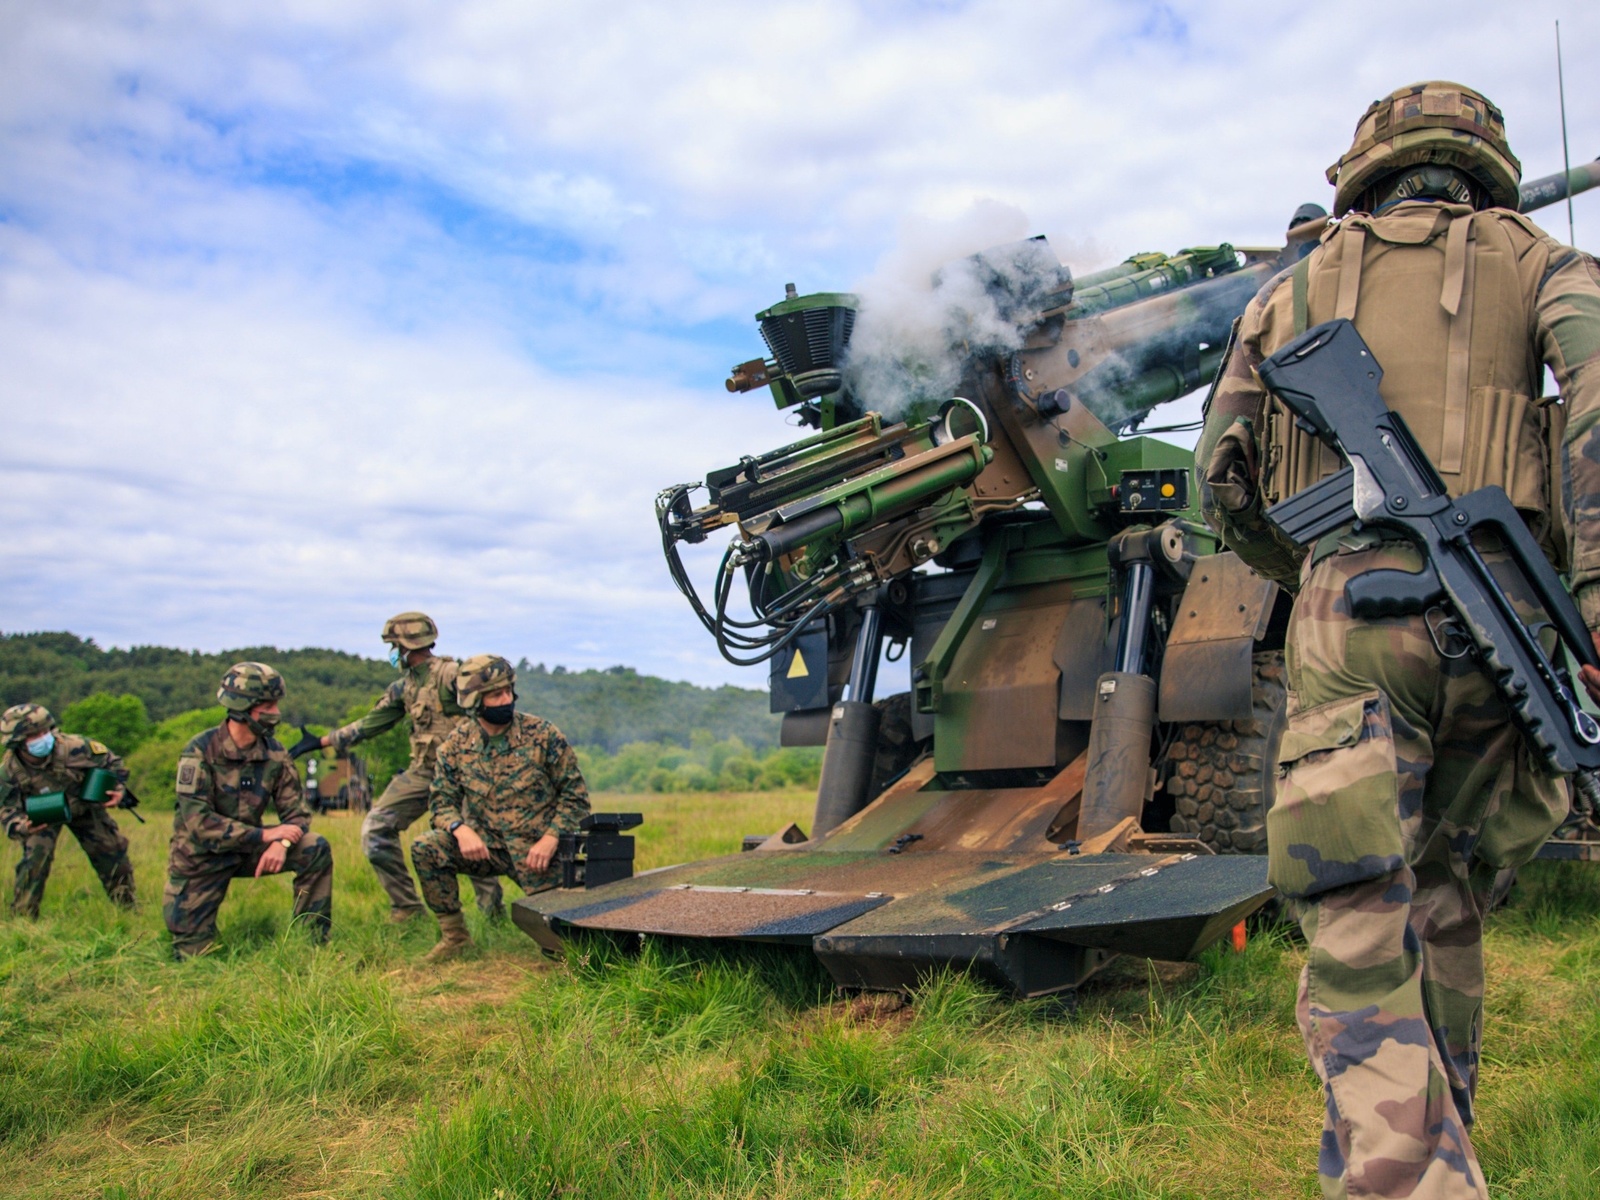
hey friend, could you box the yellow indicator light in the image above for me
[1160,482,1176,498]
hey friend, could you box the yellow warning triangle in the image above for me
[787,649,810,679]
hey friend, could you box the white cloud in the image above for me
[1,0,1597,688]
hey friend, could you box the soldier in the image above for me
[1197,82,1600,1199]
[293,612,503,921]
[165,663,332,959]
[0,704,136,917]
[410,654,590,962]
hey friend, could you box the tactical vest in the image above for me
[1260,202,1564,564]
[403,656,469,772]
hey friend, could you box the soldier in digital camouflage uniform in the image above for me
[0,704,136,917]
[164,663,332,958]
[1197,82,1600,1200]
[410,654,590,961]
[295,612,502,921]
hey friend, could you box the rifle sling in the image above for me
[1439,213,1476,474]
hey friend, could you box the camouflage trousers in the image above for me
[361,769,502,916]
[163,834,333,958]
[1272,535,1567,1200]
[409,829,558,915]
[9,805,135,917]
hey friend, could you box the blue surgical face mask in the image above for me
[389,646,403,668]
[24,732,54,758]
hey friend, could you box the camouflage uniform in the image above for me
[327,635,502,917]
[0,722,135,917]
[164,723,332,957]
[410,712,591,913]
[1198,83,1600,1199]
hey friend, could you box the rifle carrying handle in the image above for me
[1346,566,1447,620]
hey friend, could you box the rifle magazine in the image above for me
[1264,467,1357,547]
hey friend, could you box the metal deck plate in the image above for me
[514,846,1274,995]
[550,885,891,942]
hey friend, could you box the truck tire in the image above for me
[868,692,927,802]
[1164,650,1288,854]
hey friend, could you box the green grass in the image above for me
[1,792,1597,1198]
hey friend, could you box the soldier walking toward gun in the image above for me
[0,704,136,917]
[165,663,332,958]
[1198,82,1600,1199]
[409,655,590,962]
[293,612,503,922]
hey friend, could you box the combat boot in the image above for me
[424,911,472,962]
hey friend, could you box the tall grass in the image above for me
[0,792,1595,1199]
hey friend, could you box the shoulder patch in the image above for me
[175,757,203,795]
[88,739,109,756]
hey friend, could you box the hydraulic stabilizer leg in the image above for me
[812,601,885,837]
[1080,555,1159,841]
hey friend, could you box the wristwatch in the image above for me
[448,820,465,833]
[278,838,294,849]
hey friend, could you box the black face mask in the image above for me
[480,701,516,726]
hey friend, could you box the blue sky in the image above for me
[2,0,1596,689]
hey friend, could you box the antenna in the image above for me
[1557,20,1576,244]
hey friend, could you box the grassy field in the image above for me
[0,791,1596,1199]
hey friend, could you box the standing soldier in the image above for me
[1198,82,1600,1199]
[165,663,332,958]
[410,655,590,962]
[294,612,503,922]
[0,704,136,916]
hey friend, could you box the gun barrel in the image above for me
[1520,158,1600,214]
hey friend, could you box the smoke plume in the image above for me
[842,201,1100,420]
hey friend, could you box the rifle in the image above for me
[1259,318,1600,775]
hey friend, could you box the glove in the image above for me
[288,727,324,760]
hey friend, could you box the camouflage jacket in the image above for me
[170,724,311,867]
[1198,202,1600,616]
[428,712,590,851]
[0,734,126,838]
[327,654,469,775]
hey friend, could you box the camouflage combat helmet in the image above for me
[1326,81,1521,216]
[382,611,439,651]
[217,662,286,714]
[0,703,56,749]
[456,654,516,713]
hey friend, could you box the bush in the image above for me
[576,733,821,794]
[60,693,153,756]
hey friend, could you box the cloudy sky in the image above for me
[2,1,1596,688]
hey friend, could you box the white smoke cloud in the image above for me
[841,200,1111,420]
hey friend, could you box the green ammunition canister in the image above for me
[24,792,69,826]
[81,768,117,803]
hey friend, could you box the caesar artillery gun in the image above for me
[512,167,1600,995]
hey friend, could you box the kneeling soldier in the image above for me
[411,654,590,961]
[297,611,502,922]
[164,663,332,958]
[0,704,136,917]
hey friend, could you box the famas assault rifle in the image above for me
[1259,318,1600,775]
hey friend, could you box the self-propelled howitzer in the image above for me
[513,177,1599,997]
